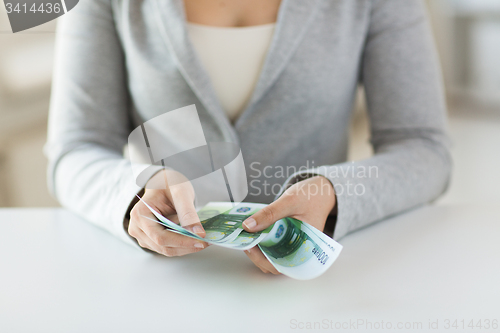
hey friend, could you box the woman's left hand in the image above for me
[242,175,337,274]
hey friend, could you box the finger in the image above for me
[244,250,268,273]
[131,223,206,257]
[164,214,180,225]
[245,251,278,275]
[139,236,204,257]
[140,191,176,217]
[129,224,167,254]
[139,216,208,249]
[244,247,281,275]
[242,195,295,233]
[170,187,206,238]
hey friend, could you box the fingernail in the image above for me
[194,243,204,249]
[243,218,257,230]
[193,225,203,235]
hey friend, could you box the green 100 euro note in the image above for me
[139,199,343,280]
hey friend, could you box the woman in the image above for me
[46,0,451,274]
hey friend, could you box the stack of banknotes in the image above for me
[140,200,343,280]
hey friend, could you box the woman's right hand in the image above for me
[128,169,209,256]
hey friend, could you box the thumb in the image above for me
[172,193,206,238]
[242,197,293,232]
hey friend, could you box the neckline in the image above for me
[186,22,276,31]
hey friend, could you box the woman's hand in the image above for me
[242,176,336,274]
[128,170,209,256]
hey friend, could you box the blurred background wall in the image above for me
[0,5,57,207]
[0,0,499,208]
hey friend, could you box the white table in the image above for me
[0,205,499,333]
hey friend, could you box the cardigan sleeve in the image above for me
[45,0,161,247]
[277,0,452,240]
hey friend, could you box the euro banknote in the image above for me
[139,199,343,280]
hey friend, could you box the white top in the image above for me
[186,22,276,121]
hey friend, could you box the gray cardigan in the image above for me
[46,0,451,247]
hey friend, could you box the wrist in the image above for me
[317,176,338,237]
[123,187,145,235]
[315,175,336,212]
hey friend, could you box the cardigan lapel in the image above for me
[236,0,322,126]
